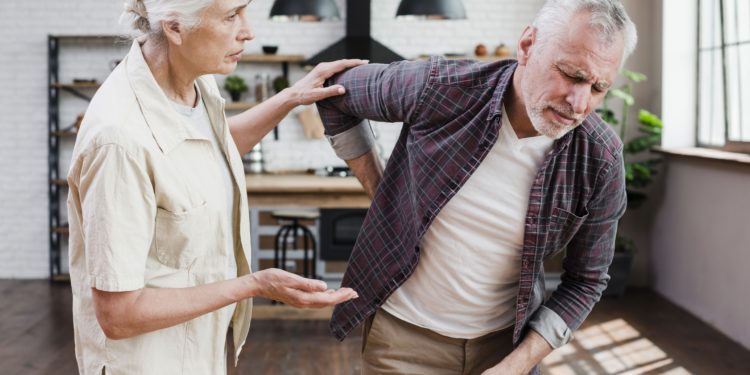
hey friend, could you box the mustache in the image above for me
[540,103,584,123]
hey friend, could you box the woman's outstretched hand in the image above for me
[246,268,358,308]
[287,59,369,106]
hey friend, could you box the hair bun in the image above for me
[126,0,151,33]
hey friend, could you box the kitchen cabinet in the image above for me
[246,174,369,281]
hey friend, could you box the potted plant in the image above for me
[596,70,663,297]
[272,75,290,94]
[224,75,248,102]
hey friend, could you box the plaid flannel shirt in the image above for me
[317,57,626,357]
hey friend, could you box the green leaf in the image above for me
[610,88,634,106]
[632,163,652,178]
[639,125,662,135]
[621,69,648,83]
[596,108,619,126]
[615,234,637,253]
[624,163,634,182]
[626,190,648,210]
[638,110,663,128]
[625,134,661,153]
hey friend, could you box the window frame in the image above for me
[696,0,750,153]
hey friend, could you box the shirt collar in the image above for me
[493,60,575,154]
[488,60,518,121]
[125,39,225,154]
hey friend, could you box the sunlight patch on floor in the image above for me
[542,319,692,375]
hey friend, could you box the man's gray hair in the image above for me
[533,0,638,61]
[120,0,215,37]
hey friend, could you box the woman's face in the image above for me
[178,0,254,76]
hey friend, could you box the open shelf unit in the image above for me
[47,36,306,281]
[47,34,121,281]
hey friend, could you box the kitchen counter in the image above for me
[245,173,370,208]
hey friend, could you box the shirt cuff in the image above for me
[528,305,573,349]
[325,120,376,160]
[89,274,145,292]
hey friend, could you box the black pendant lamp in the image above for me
[396,0,467,20]
[270,0,341,21]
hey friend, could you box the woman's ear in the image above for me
[161,19,183,46]
[517,25,537,66]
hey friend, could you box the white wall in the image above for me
[651,0,750,350]
[0,0,545,278]
[617,0,664,286]
[0,1,128,279]
[651,159,750,350]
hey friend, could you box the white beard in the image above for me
[527,104,582,139]
[522,80,584,139]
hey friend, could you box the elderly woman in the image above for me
[66,0,364,373]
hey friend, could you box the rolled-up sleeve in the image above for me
[325,120,377,161]
[316,59,432,160]
[531,155,627,348]
[528,306,573,348]
[74,143,156,292]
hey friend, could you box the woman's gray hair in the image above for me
[532,0,638,61]
[120,0,215,37]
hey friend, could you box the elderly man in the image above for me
[316,0,636,374]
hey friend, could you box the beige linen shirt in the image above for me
[67,40,253,375]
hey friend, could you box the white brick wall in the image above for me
[0,0,544,278]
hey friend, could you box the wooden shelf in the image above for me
[51,179,68,187]
[52,82,100,89]
[473,55,513,62]
[53,225,69,235]
[51,273,70,283]
[52,35,122,42]
[51,130,78,137]
[240,54,306,63]
[225,101,259,111]
[417,54,513,62]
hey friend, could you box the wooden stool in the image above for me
[271,210,320,279]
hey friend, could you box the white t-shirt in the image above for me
[170,86,237,318]
[382,107,554,339]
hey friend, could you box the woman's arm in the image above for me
[92,268,356,340]
[228,59,368,155]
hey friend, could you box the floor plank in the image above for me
[0,282,747,375]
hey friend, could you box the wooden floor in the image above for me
[0,280,748,375]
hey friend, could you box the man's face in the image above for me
[519,12,624,139]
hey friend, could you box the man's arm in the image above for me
[228,59,368,155]
[482,330,552,375]
[485,156,627,373]
[538,156,626,337]
[316,60,432,193]
[346,147,383,199]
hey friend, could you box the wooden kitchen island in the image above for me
[245,173,370,208]
[245,173,370,278]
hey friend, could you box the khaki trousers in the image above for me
[361,309,515,375]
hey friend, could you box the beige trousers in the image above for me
[361,309,515,375]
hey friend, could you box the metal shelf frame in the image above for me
[47,34,120,281]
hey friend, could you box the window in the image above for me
[697,0,750,152]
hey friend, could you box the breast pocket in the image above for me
[547,207,589,253]
[154,202,211,269]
